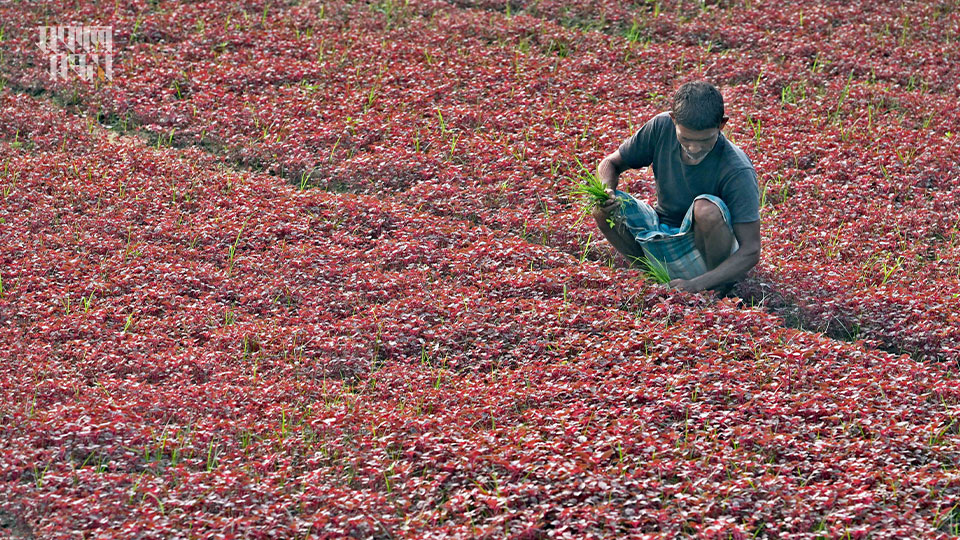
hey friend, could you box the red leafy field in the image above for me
[1,0,960,538]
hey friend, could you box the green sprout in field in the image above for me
[632,254,671,284]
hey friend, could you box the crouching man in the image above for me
[593,80,761,296]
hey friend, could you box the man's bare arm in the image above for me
[685,220,761,292]
[597,150,628,193]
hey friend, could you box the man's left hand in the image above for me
[668,278,702,292]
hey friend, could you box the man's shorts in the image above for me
[615,190,739,280]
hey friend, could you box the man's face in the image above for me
[670,113,728,165]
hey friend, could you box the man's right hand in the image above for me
[597,188,620,217]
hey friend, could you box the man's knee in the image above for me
[592,207,617,229]
[693,199,724,227]
[591,206,605,222]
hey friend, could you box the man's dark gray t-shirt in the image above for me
[618,111,760,228]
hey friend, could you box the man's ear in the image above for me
[719,116,729,129]
[668,111,675,121]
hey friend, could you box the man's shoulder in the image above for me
[618,111,675,167]
[638,111,674,148]
[651,111,673,129]
[718,135,755,173]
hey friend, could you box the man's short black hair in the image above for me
[671,80,725,130]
